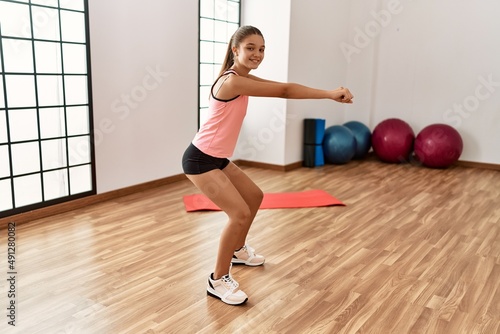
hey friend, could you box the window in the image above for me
[0,0,95,218]
[199,0,240,126]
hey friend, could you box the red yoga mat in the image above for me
[183,189,345,212]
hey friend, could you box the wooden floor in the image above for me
[1,158,499,334]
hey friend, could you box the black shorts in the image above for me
[182,143,230,175]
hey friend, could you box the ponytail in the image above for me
[218,41,235,77]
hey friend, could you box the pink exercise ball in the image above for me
[372,118,415,163]
[414,124,463,168]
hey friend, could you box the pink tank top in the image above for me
[192,70,248,158]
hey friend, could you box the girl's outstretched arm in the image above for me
[246,74,280,84]
[224,75,353,103]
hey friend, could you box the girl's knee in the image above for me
[256,188,264,203]
[251,188,264,211]
[228,206,252,227]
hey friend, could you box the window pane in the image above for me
[200,64,215,86]
[200,0,214,17]
[227,23,239,38]
[32,6,60,41]
[41,138,67,170]
[68,135,90,165]
[37,75,64,106]
[64,75,88,105]
[199,108,209,127]
[67,106,89,135]
[12,142,40,175]
[60,10,86,43]
[40,107,65,139]
[200,18,214,41]
[9,109,39,142]
[43,169,69,200]
[69,164,91,195]
[63,43,87,74]
[0,110,6,143]
[227,2,239,23]
[214,42,227,65]
[35,41,62,74]
[0,145,10,178]
[200,41,214,63]
[214,0,227,21]
[60,0,84,11]
[200,86,210,108]
[3,39,33,73]
[213,66,220,81]
[214,20,228,43]
[0,179,13,211]
[0,2,31,38]
[5,75,36,108]
[14,174,42,207]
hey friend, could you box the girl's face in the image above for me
[233,34,265,71]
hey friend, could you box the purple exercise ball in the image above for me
[372,118,415,163]
[414,124,463,168]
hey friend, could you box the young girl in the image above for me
[182,25,353,305]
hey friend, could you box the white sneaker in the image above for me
[207,273,248,305]
[231,245,265,266]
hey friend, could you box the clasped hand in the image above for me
[333,87,354,104]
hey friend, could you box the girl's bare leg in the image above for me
[186,165,261,279]
[221,162,263,249]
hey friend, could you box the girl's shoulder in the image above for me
[222,69,238,76]
[212,70,241,101]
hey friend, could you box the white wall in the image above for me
[89,0,198,193]
[343,0,381,126]
[286,0,352,164]
[236,0,291,164]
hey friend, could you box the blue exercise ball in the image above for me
[343,121,372,159]
[322,125,356,164]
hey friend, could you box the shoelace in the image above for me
[238,245,255,256]
[221,274,239,292]
[243,245,256,252]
